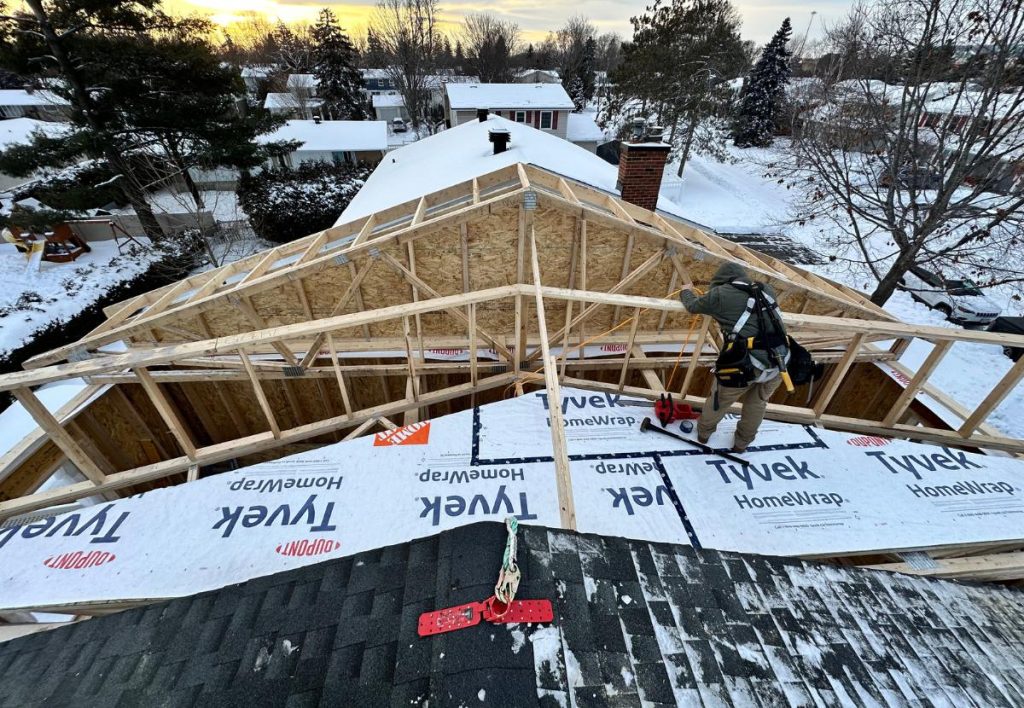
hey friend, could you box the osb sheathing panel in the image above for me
[467,206,520,292]
[0,440,63,501]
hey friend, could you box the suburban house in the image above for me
[286,73,318,98]
[0,89,70,121]
[515,69,560,84]
[444,83,577,142]
[258,119,387,169]
[263,92,324,120]
[565,112,606,153]
[239,65,274,98]
[372,94,409,123]
[360,68,397,94]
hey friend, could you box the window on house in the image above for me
[540,111,553,129]
[514,111,527,123]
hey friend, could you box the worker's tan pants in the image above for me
[698,377,781,450]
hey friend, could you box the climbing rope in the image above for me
[492,517,521,616]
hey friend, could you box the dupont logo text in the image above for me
[275,539,341,557]
[374,421,430,446]
[847,436,890,447]
[44,550,116,570]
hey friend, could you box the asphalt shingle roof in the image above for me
[1,522,1023,707]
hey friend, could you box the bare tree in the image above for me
[372,0,442,129]
[789,0,1024,305]
[461,13,519,82]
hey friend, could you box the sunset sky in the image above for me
[166,0,843,46]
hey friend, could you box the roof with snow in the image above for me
[286,73,318,90]
[445,83,575,110]
[262,93,323,111]
[258,119,388,153]
[337,115,680,223]
[565,112,606,143]
[372,94,405,108]
[2,522,1023,706]
[0,117,71,151]
[0,89,68,107]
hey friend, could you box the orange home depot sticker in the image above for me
[373,421,431,447]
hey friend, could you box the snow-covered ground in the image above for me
[0,239,159,358]
[110,189,245,224]
[665,145,1024,438]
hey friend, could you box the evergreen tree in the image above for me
[0,0,284,252]
[610,0,746,176]
[312,9,370,120]
[365,28,385,66]
[579,36,597,104]
[733,17,792,148]
[454,41,466,74]
[567,76,586,110]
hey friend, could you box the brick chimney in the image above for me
[616,124,670,212]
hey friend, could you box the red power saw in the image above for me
[652,393,700,427]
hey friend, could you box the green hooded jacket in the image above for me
[680,262,787,369]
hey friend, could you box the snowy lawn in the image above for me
[0,238,159,358]
[111,189,246,224]
[665,145,1024,438]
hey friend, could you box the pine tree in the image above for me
[567,76,586,110]
[733,17,792,148]
[312,9,370,120]
[0,0,285,252]
[454,41,465,74]
[579,36,597,104]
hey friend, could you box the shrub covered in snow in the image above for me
[237,161,370,243]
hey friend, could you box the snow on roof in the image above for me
[0,89,68,107]
[240,65,275,78]
[0,117,70,151]
[445,83,574,110]
[516,68,560,80]
[258,119,388,152]
[565,112,605,142]
[361,68,391,80]
[337,115,685,224]
[286,74,318,89]
[263,92,324,110]
[372,94,405,108]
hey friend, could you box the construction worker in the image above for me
[679,262,789,452]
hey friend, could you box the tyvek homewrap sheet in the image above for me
[0,387,1022,610]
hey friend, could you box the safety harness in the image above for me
[713,280,791,389]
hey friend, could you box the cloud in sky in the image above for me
[169,0,849,45]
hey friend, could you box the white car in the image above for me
[391,117,408,133]
[901,267,1002,325]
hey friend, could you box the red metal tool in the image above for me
[653,393,700,427]
[418,597,554,637]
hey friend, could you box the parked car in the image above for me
[986,316,1024,361]
[900,266,1002,325]
[391,118,407,133]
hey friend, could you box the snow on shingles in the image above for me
[336,115,689,225]
[565,112,605,143]
[257,119,388,153]
[445,83,575,110]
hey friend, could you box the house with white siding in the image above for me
[0,89,70,121]
[444,83,576,142]
[258,119,388,169]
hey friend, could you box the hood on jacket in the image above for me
[710,262,749,288]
